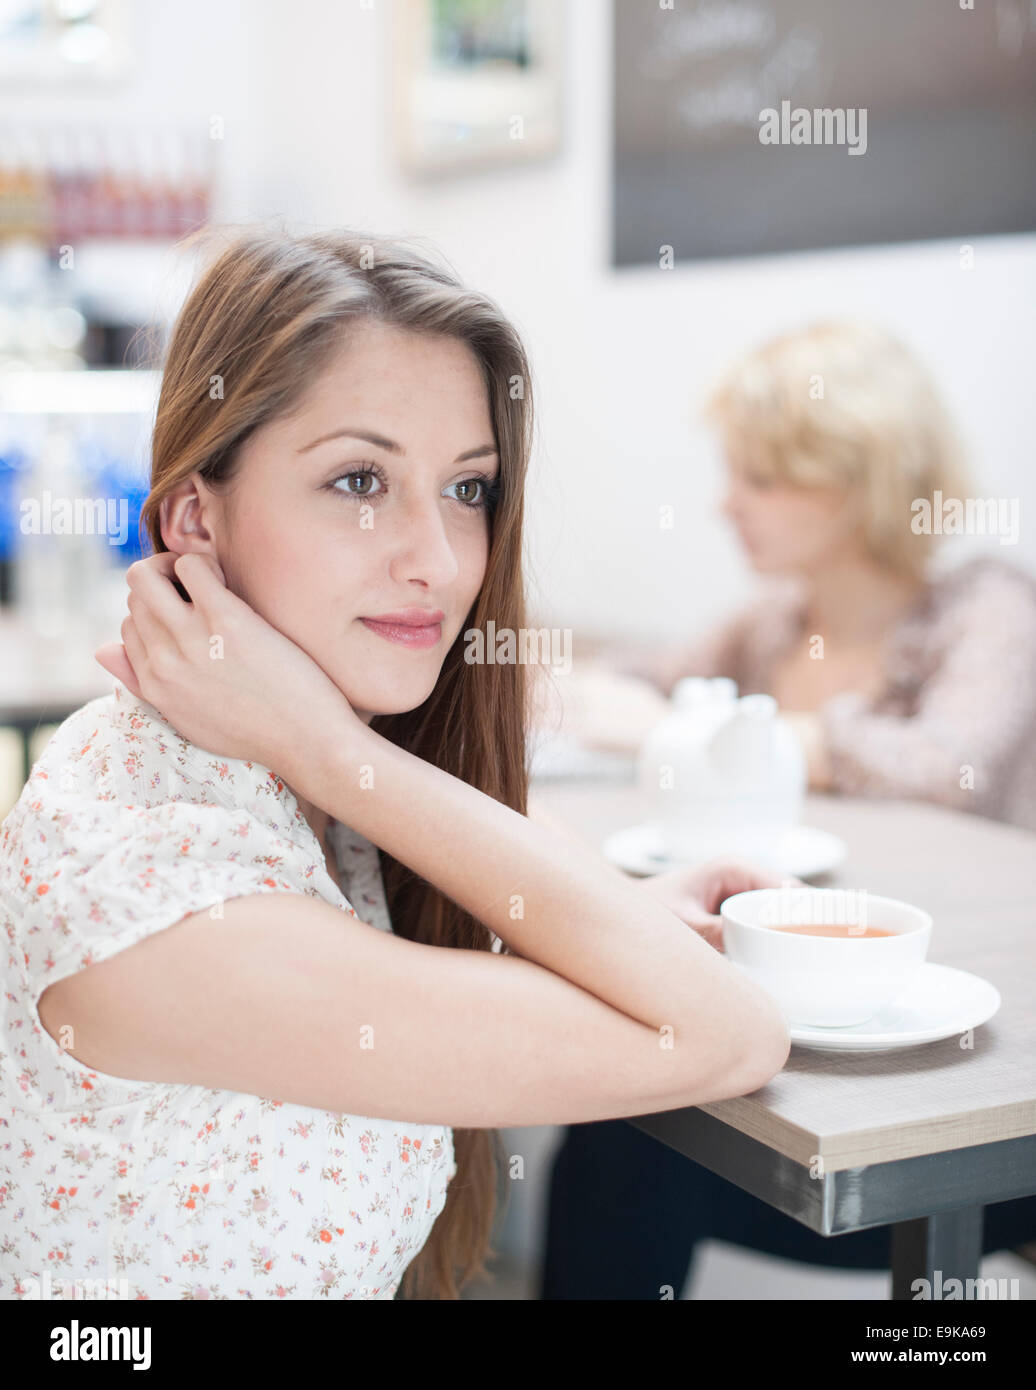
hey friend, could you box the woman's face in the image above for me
[167,319,499,721]
[719,439,862,576]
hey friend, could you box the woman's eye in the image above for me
[334,470,381,497]
[328,466,497,510]
[328,466,386,500]
[448,478,484,506]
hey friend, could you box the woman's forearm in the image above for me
[300,711,788,1052]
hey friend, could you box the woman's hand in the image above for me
[635,857,802,951]
[537,660,670,755]
[94,551,363,783]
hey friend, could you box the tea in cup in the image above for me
[720,886,931,1027]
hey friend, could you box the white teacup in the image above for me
[720,887,931,1027]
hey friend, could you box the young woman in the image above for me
[0,226,790,1302]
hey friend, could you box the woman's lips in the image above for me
[359,617,442,649]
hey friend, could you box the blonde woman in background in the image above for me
[568,319,1036,832]
[539,320,1036,1300]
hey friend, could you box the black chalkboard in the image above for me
[613,0,1036,264]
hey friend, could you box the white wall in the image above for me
[8,0,1034,645]
[242,0,1036,643]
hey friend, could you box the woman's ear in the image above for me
[158,476,219,555]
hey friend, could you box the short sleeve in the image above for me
[24,795,338,979]
[1,781,355,1111]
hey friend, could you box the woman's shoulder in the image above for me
[927,555,1036,627]
[0,683,319,917]
[1,683,336,1001]
[19,681,306,832]
[14,682,193,799]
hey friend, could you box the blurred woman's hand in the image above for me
[94,551,363,779]
[532,661,670,755]
[635,857,803,952]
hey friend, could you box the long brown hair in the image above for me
[138,221,535,1299]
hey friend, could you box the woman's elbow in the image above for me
[723,1005,792,1098]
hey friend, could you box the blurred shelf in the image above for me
[0,368,160,414]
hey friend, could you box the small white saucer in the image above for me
[785,963,1001,1051]
[601,821,847,880]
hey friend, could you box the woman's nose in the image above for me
[389,498,461,588]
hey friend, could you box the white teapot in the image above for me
[637,677,806,866]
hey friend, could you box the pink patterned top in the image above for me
[0,681,455,1300]
[618,556,1036,834]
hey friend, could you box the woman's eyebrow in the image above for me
[298,427,497,464]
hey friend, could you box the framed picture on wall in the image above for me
[393,0,564,176]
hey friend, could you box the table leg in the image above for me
[890,1206,984,1300]
[21,727,33,788]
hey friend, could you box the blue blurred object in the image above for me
[82,436,151,563]
[0,445,32,562]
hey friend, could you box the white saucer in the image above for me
[601,821,847,880]
[784,963,1001,1051]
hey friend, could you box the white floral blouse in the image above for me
[0,681,456,1300]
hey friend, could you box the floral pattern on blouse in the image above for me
[0,681,456,1300]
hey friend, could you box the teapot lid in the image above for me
[672,676,738,708]
[738,692,778,719]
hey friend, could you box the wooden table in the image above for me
[527,778,1036,1300]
